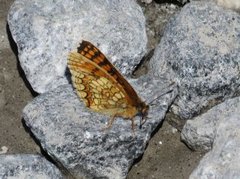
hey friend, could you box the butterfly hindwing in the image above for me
[67,40,149,123]
[68,52,129,114]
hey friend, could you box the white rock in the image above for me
[216,0,240,11]
[0,146,8,154]
[190,114,240,179]
[181,96,240,151]
[8,0,147,93]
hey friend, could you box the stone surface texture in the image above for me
[8,0,147,93]
[0,154,63,178]
[216,0,240,12]
[142,2,180,50]
[181,96,240,151]
[23,75,177,179]
[150,1,240,119]
[189,114,240,179]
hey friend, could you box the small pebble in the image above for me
[171,127,178,134]
[0,146,8,154]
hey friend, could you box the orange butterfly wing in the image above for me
[67,40,148,121]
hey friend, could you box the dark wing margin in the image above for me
[75,40,143,106]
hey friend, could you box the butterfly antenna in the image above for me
[148,82,176,105]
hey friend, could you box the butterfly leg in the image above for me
[131,118,135,131]
[101,115,116,131]
[130,118,136,136]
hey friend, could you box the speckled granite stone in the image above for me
[23,75,177,178]
[8,0,147,93]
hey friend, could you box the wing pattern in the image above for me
[67,40,149,129]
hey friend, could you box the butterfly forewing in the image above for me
[76,41,142,106]
[67,40,148,126]
[68,56,129,113]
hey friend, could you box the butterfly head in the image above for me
[137,102,149,128]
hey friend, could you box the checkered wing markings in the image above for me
[67,40,149,123]
[75,40,143,106]
[68,53,128,113]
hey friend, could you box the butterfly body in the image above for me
[67,40,149,129]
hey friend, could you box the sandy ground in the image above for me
[0,0,204,178]
[0,0,40,154]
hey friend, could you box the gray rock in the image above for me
[181,96,240,151]
[189,114,240,179]
[149,1,240,119]
[0,154,63,178]
[23,75,177,179]
[143,2,180,50]
[8,0,147,93]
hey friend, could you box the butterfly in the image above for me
[67,40,149,130]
